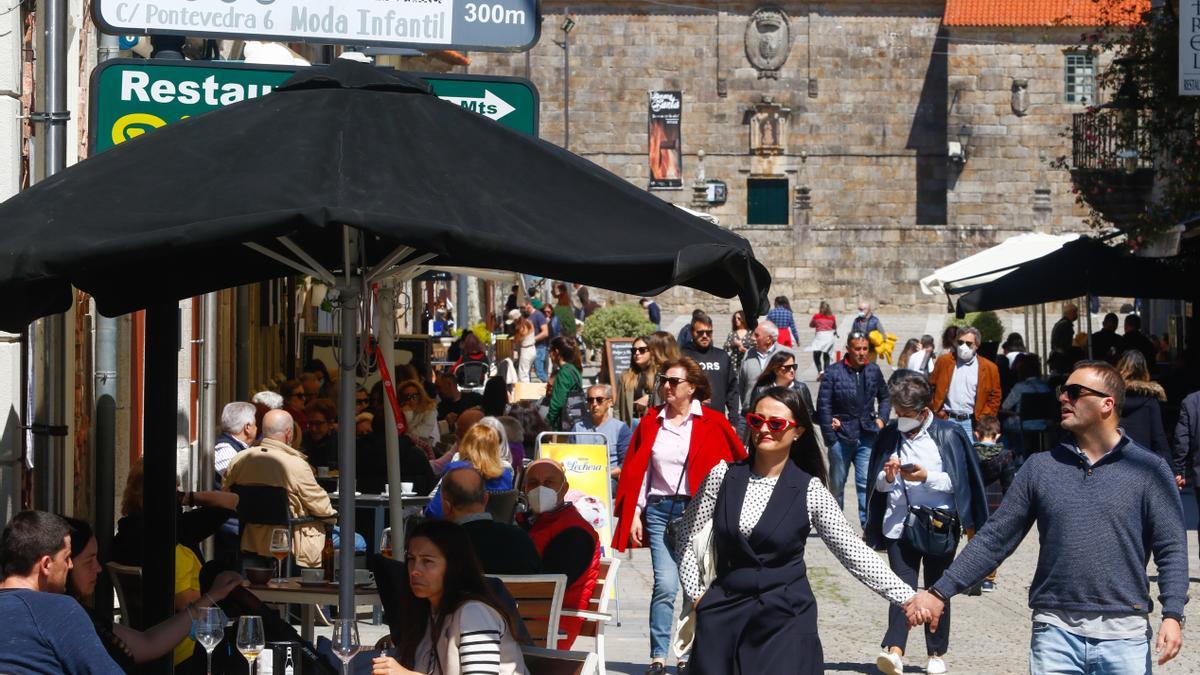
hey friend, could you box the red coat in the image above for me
[611,404,747,551]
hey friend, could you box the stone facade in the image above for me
[396,2,1105,319]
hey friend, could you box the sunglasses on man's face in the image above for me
[1057,383,1111,402]
[657,375,687,387]
[955,339,976,347]
[633,346,649,354]
[745,413,799,433]
[693,330,713,337]
[587,397,610,404]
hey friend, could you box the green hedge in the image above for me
[582,303,657,345]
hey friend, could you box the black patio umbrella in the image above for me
[0,59,770,624]
[953,236,1195,316]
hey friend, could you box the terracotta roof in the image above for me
[944,0,1149,27]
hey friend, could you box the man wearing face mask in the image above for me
[852,302,884,359]
[516,459,601,649]
[929,326,1001,440]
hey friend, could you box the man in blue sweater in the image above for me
[906,361,1187,672]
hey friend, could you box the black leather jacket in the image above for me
[863,417,990,550]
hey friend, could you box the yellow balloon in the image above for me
[111,112,167,146]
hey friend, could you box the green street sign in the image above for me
[90,59,538,153]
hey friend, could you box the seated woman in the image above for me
[112,459,239,566]
[424,424,514,519]
[397,378,440,450]
[370,520,528,675]
[60,517,243,673]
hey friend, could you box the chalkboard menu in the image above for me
[604,338,636,388]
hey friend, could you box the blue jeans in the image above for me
[643,498,687,659]
[534,343,548,382]
[828,431,875,527]
[1029,622,1150,674]
[950,416,973,441]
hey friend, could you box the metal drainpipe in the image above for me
[29,0,69,512]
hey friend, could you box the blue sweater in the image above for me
[932,437,1189,621]
[0,588,123,674]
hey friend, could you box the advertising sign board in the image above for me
[90,60,538,152]
[95,0,540,52]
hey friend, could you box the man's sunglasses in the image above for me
[955,339,976,347]
[745,413,799,433]
[656,375,687,387]
[693,329,713,337]
[633,346,649,354]
[587,396,610,404]
[1057,383,1111,402]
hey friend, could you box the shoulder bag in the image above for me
[899,473,961,558]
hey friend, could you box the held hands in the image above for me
[1156,618,1183,665]
[904,591,946,631]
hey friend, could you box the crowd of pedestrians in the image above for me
[4,295,1198,675]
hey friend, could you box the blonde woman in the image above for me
[397,378,439,448]
[423,425,514,519]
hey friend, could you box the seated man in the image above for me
[223,409,335,568]
[0,510,123,673]
[442,466,541,575]
[515,459,601,649]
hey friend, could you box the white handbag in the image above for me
[672,515,716,658]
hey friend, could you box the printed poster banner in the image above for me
[95,0,540,52]
[541,442,613,555]
[1183,0,1200,95]
[648,90,682,189]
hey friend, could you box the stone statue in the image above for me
[746,96,789,155]
[1011,79,1029,116]
[745,7,791,79]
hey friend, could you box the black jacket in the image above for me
[682,343,740,419]
[1121,380,1170,466]
[863,418,990,550]
[1175,391,1200,484]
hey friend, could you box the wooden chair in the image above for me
[488,574,567,649]
[522,646,599,675]
[106,562,144,629]
[559,557,620,675]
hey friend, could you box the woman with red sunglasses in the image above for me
[675,387,915,674]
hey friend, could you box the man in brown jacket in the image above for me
[223,408,334,567]
[929,326,1001,439]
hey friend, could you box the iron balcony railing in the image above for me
[1071,109,1154,172]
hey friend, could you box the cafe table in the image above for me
[249,579,382,642]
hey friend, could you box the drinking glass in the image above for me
[236,615,265,675]
[331,618,361,675]
[379,527,393,559]
[193,606,224,675]
[269,528,291,583]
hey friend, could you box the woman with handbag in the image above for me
[674,386,914,674]
[612,356,746,675]
[864,370,990,675]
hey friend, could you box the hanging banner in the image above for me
[1183,0,1200,94]
[94,0,540,52]
[648,90,682,189]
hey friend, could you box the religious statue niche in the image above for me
[1011,79,1029,117]
[745,7,791,79]
[744,96,790,155]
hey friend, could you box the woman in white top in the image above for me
[675,386,914,674]
[513,309,536,383]
[398,379,440,448]
[371,520,528,675]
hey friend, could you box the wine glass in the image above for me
[193,606,224,675]
[236,615,265,675]
[331,618,361,675]
[379,527,393,560]
[269,528,291,583]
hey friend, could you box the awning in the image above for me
[920,232,1081,296]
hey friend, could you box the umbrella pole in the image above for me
[337,227,359,622]
[378,283,406,555]
[1085,298,1094,359]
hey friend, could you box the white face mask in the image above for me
[527,485,561,514]
[896,416,922,433]
[957,344,976,361]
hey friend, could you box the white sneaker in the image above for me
[925,656,947,674]
[876,651,904,675]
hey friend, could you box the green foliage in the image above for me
[582,303,657,346]
[945,311,1005,344]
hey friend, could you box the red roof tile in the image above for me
[944,0,1149,27]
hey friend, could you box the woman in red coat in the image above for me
[612,356,747,673]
